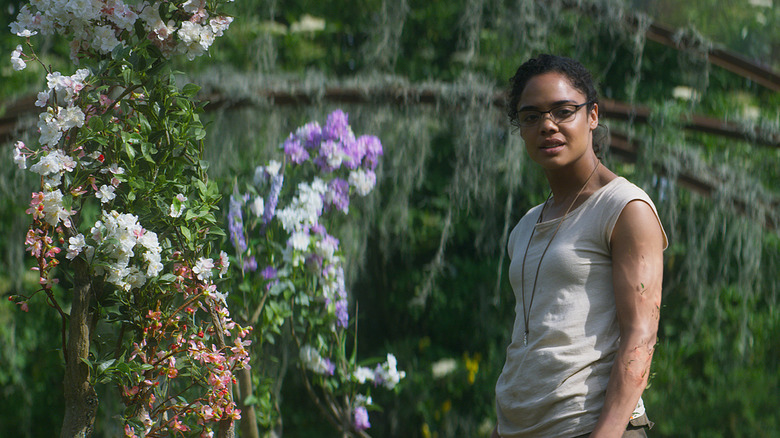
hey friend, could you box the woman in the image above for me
[492,55,667,438]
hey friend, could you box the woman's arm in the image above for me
[590,200,665,438]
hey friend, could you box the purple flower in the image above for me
[263,174,284,224]
[260,266,278,280]
[315,139,343,172]
[296,121,322,150]
[283,135,310,165]
[353,406,370,430]
[325,178,350,213]
[311,223,326,235]
[360,135,383,170]
[243,256,258,272]
[342,136,366,170]
[323,358,335,376]
[324,109,349,141]
[228,194,247,252]
[335,297,348,328]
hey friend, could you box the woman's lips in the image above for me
[540,140,565,153]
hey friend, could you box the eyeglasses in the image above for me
[516,101,593,128]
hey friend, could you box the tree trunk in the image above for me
[60,258,98,438]
[237,367,260,438]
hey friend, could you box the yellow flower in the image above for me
[464,352,481,385]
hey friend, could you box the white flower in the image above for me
[266,160,282,176]
[66,234,86,260]
[42,189,73,226]
[35,91,50,107]
[13,142,27,170]
[348,169,376,196]
[376,354,406,390]
[95,185,116,204]
[94,25,121,53]
[431,358,457,379]
[315,237,338,261]
[289,231,311,251]
[9,6,39,37]
[30,149,76,176]
[249,197,264,217]
[290,14,326,33]
[218,251,229,277]
[355,394,373,406]
[169,203,184,218]
[193,257,215,281]
[11,45,26,71]
[59,106,86,130]
[352,366,374,384]
[144,251,163,277]
[299,345,333,375]
[209,16,233,37]
[125,267,147,290]
[38,111,63,147]
[109,164,125,174]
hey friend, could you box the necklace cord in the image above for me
[520,160,600,345]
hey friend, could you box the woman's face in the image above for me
[517,72,598,171]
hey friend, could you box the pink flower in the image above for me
[353,406,370,430]
[123,424,138,438]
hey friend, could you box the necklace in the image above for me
[520,160,600,346]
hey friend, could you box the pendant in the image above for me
[523,331,528,346]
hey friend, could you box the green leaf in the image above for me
[182,83,201,97]
[97,359,116,374]
[88,115,104,131]
[159,273,177,283]
[180,225,192,241]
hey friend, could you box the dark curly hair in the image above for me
[507,54,607,155]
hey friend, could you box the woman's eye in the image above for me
[521,113,539,123]
[553,108,575,118]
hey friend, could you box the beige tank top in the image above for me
[495,177,667,437]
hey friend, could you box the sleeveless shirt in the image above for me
[495,177,668,438]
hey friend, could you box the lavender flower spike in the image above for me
[263,174,284,225]
[228,193,247,252]
[353,406,371,430]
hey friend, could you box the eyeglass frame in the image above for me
[515,101,595,128]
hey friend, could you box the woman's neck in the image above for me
[546,156,600,200]
[541,156,617,219]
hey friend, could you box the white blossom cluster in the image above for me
[29,149,77,188]
[31,189,74,227]
[9,0,233,62]
[348,168,377,196]
[139,0,233,60]
[299,344,334,376]
[352,354,406,390]
[69,210,163,291]
[276,178,328,233]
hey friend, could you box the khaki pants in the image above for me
[573,413,654,438]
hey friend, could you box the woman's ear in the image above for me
[589,103,599,130]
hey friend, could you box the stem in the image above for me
[249,286,271,326]
[236,368,260,438]
[60,258,98,438]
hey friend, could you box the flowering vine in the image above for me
[8,0,248,436]
[226,110,405,436]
